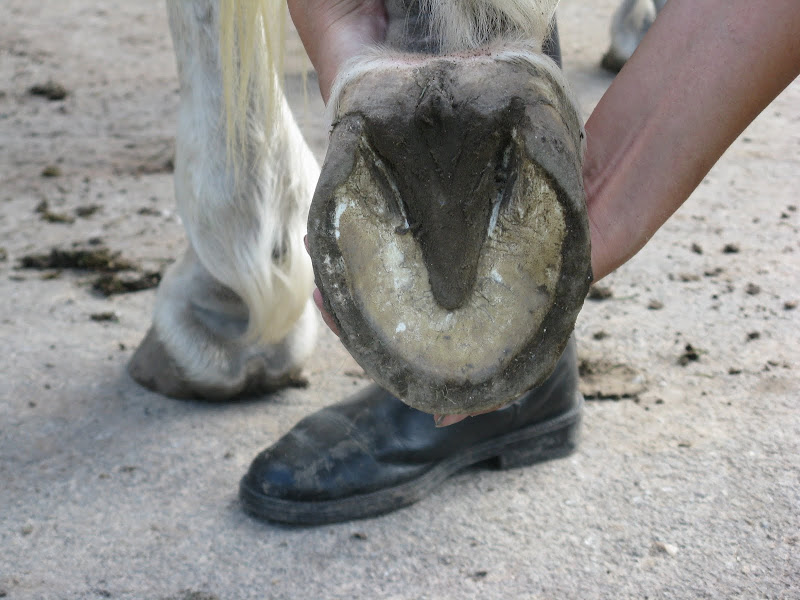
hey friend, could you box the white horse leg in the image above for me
[129,0,319,400]
[602,0,665,73]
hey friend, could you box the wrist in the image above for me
[288,1,387,102]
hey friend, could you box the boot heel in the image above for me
[495,419,581,470]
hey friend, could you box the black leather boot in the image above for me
[239,338,581,525]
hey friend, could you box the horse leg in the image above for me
[129,0,318,400]
[602,0,666,72]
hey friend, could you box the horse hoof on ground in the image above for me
[600,49,627,73]
[308,52,592,415]
[128,302,315,401]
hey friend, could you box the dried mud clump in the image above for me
[93,271,161,296]
[677,344,702,366]
[28,80,68,101]
[18,245,161,296]
[20,247,135,271]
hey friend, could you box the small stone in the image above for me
[784,300,797,310]
[592,330,609,340]
[469,570,489,581]
[728,367,742,375]
[746,331,760,341]
[21,524,34,535]
[679,273,700,282]
[648,299,664,310]
[651,541,679,556]
[351,532,368,541]
[588,284,613,301]
[690,243,703,254]
[722,243,740,254]
[745,283,761,295]
[41,165,62,177]
[0,247,6,262]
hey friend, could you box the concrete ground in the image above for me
[1,1,798,598]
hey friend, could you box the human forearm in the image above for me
[288,0,387,102]
[584,0,800,281]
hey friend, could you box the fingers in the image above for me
[305,235,340,337]
[313,288,340,337]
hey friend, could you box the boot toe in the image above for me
[240,408,424,505]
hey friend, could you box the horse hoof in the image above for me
[601,49,627,73]
[308,52,591,415]
[128,326,309,401]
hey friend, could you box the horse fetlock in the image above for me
[129,248,317,400]
[309,50,591,414]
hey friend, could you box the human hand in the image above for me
[287,0,388,102]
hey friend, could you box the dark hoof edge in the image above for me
[238,394,582,526]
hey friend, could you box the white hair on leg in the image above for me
[420,0,560,52]
[167,0,317,346]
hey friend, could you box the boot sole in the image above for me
[239,394,582,525]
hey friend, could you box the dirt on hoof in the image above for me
[309,52,590,414]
